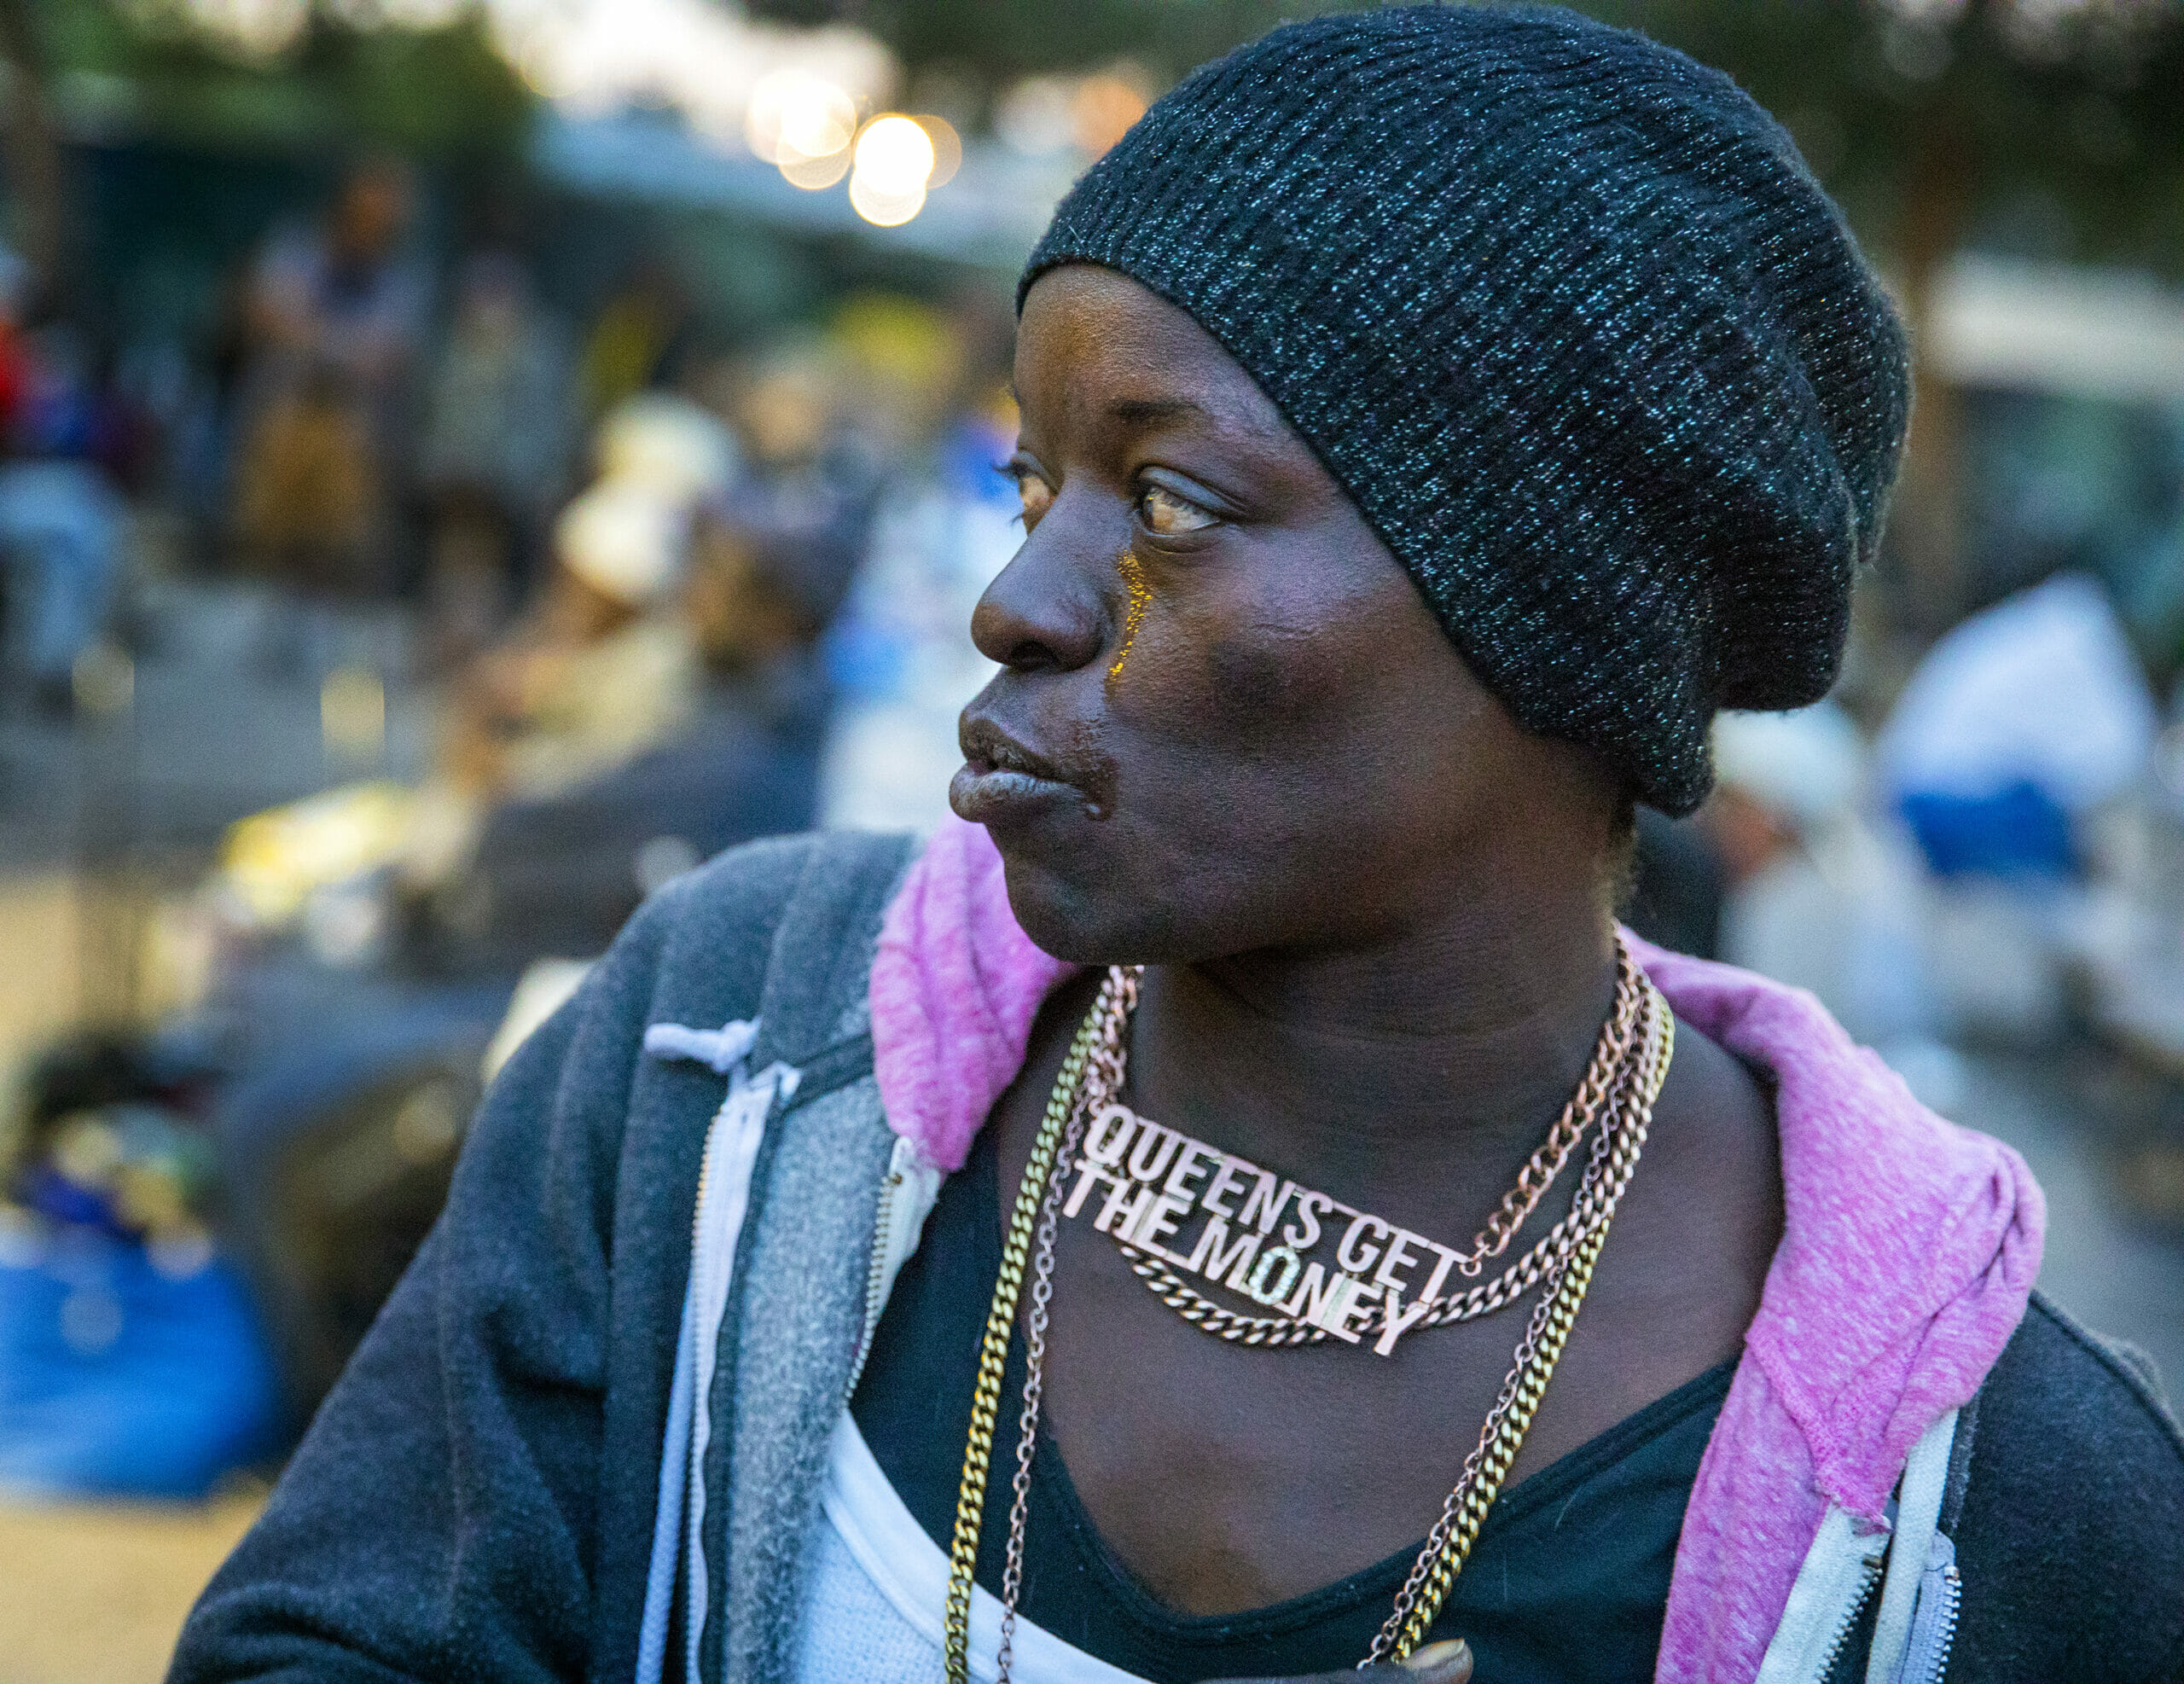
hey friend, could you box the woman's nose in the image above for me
[969,502,1111,674]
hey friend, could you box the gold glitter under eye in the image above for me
[1107,550,1153,687]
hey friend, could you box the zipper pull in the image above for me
[847,1136,940,1397]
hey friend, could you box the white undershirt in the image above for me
[789,1408,1151,1684]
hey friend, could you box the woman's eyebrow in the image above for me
[1107,395,1210,428]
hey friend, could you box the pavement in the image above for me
[0,576,433,875]
[0,1493,264,1684]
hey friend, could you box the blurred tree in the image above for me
[0,0,72,306]
[39,2,533,161]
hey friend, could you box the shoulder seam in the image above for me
[2024,1291,2184,1470]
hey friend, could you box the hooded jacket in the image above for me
[172,825,2184,1684]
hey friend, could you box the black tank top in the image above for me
[851,1125,1732,1683]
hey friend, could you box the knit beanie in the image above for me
[1022,4,1909,815]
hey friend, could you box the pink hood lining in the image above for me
[868,816,2043,1684]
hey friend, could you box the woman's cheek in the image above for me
[1106,543,1386,754]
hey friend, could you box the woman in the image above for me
[172,10,2183,1684]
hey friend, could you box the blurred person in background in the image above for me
[416,250,577,668]
[717,329,881,627]
[395,375,852,977]
[229,160,427,615]
[171,11,2183,1684]
[439,482,696,801]
[816,291,1025,830]
[0,313,133,717]
[579,255,696,423]
[1706,704,1932,1050]
[1878,572,2160,1042]
[681,341,871,752]
[404,392,734,895]
[1880,571,2157,883]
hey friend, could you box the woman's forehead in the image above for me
[1016,267,1292,444]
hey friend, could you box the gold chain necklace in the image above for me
[944,961,1674,1682]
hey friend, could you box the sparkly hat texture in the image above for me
[1023,4,1909,815]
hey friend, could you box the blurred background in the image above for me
[0,0,2178,1675]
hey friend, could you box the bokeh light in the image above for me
[1072,73,1148,157]
[849,113,936,226]
[914,115,963,189]
[747,67,859,189]
[853,116,935,195]
[847,175,925,226]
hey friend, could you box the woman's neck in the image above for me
[1129,877,1620,1205]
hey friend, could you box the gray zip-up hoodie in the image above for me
[171,833,2184,1684]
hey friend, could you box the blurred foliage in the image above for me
[752,0,2184,282]
[749,0,1362,89]
[38,1,533,159]
[1577,1,2184,286]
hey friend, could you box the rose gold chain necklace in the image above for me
[945,952,1675,1681]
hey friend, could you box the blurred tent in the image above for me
[531,107,1060,270]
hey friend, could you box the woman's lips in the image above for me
[952,720,1090,824]
[949,758,1082,823]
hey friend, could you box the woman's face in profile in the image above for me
[956,264,1600,967]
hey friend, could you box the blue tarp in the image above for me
[0,1228,281,1500]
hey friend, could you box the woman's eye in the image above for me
[1014,473,1054,527]
[1138,482,1217,537]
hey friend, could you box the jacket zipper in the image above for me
[1918,1564,1961,1684]
[845,1162,903,1399]
[1814,1557,1882,1683]
[689,1129,715,1290]
[1894,1536,1961,1684]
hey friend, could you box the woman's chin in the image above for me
[988,843,1176,969]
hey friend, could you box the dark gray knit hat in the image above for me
[1022,4,1909,815]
